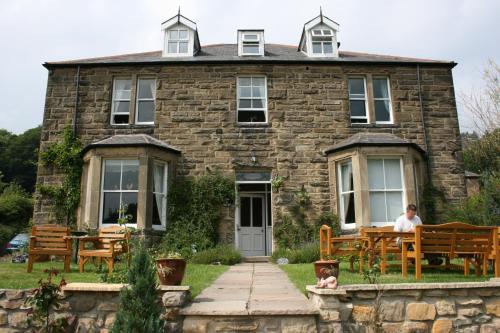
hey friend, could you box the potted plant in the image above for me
[314,255,340,280]
[154,251,186,286]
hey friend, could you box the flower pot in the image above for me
[155,258,186,286]
[314,260,339,280]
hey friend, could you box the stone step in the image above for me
[242,256,271,263]
[183,315,318,333]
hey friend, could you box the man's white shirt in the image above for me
[393,214,422,232]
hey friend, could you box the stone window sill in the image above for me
[350,123,400,129]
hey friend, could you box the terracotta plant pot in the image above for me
[155,258,186,286]
[314,260,340,280]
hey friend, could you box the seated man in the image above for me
[394,204,443,265]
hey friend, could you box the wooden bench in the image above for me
[320,225,366,272]
[402,222,496,280]
[78,225,130,273]
[489,227,500,277]
[27,224,72,273]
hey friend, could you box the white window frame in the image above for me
[99,159,139,228]
[311,29,334,55]
[167,28,189,55]
[236,76,268,124]
[238,31,264,56]
[367,157,406,226]
[373,77,394,124]
[111,79,131,125]
[337,159,356,230]
[241,33,261,55]
[152,161,168,230]
[348,77,369,124]
[135,78,156,125]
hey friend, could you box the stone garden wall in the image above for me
[0,283,189,333]
[308,280,500,333]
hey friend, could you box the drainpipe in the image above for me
[417,64,431,181]
[72,65,81,136]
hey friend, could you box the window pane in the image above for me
[137,101,155,123]
[238,77,251,86]
[239,99,252,108]
[349,78,365,96]
[122,162,139,190]
[178,30,188,39]
[312,29,322,35]
[375,100,391,122]
[252,86,265,98]
[169,30,179,40]
[370,192,386,222]
[122,192,138,224]
[373,78,389,99]
[102,193,120,224]
[323,42,333,54]
[103,161,121,191]
[114,79,131,92]
[168,42,177,53]
[243,34,258,40]
[252,77,265,86]
[113,101,130,114]
[349,100,366,117]
[342,193,356,224]
[386,192,403,222]
[384,159,402,189]
[179,41,188,53]
[138,79,155,99]
[312,42,322,54]
[351,118,367,124]
[252,197,263,227]
[368,159,385,189]
[241,197,251,227]
[239,87,251,98]
[113,114,129,124]
[115,90,131,100]
[243,44,259,54]
[152,194,162,226]
[252,99,264,108]
[340,161,353,192]
[238,110,266,122]
[323,29,332,35]
[153,163,165,194]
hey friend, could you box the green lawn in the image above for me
[0,260,228,298]
[279,261,493,294]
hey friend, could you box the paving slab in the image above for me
[181,262,318,316]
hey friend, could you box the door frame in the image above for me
[234,181,273,256]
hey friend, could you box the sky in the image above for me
[0,0,499,134]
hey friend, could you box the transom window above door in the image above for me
[237,76,267,124]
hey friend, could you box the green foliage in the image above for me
[363,258,381,284]
[25,268,70,332]
[0,182,33,247]
[271,243,320,264]
[314,212,340,237]
[158,172,235,258]
[112,243,163,333]
[38,126,82,225]
[190,245,242,265]
[463,129,500,175]
[0,126,41,193]
[446,173,500,226]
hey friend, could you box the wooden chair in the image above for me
[27,224,72,273]
[78,225,130,273]
[402,222,496,280]
[488,227,500,277]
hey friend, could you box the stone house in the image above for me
[34,11,466,256]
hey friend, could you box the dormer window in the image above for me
[238,30,264,56]
[311,29,334,54]
[167,29,189,54]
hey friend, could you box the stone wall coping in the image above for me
[62,282,190,292]
[307,281,500,294]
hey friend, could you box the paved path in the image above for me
[182,263,317,316]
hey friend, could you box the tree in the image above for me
[111,243,163,333]
[463,129,500,175]
[460,59,499,135]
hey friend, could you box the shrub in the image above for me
[112,242,163,333]
[271,243,320,264]
[314,212,340,238]
[190,245,242,265]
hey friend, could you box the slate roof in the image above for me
[43,44,455,68]
[323,133,426,155]
[82,134,181,154]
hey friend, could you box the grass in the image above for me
[0,260,228,298]
[279,260,494,294]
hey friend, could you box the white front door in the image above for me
[237,194,265,256]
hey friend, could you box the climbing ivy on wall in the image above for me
[38,126,83,225]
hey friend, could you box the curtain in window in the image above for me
[341,162,353,221]
[153,164,165,226]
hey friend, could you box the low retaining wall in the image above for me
[307,279,500,333]
[0,283,190,333]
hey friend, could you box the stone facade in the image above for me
[0,283,189,333]
[308,280,500,333]
[35,62,466,244]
